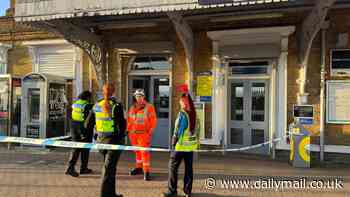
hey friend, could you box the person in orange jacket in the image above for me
[127,89,157,181]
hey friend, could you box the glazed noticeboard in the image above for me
[327,80,350,124]
[196,75,213,97]
[48,83,66,121]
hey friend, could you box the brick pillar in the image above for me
[107,48,123,100]
[172,36,189,124]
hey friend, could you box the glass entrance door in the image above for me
[128,76,170,148]
[228,80,269,153]
[151,77,170,148]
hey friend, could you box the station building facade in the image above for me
[0,0,350,157]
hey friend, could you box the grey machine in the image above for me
[289,105,313,168]
[21,73,67,139]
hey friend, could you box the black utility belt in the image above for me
[97,132,116,137]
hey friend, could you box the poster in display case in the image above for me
[327,80,350,124]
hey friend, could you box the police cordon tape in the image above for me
[47,135,71,141]
[0,136,169,152]
[0,135,284,152]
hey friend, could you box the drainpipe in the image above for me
[320,27,327,162]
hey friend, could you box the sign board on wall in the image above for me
[327,81,350,124]
[26,125,40,138]
[293,105,314,118]
[293,105,314,125]
[194,102,205,140]
[196,72,213,99]
[48,83,66,121]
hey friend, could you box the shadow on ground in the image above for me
[192,193,245,197]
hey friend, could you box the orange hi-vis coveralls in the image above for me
[127,103,157,173]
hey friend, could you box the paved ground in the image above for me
[0,147,350,197]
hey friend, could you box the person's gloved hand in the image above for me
[190,129,196,136]
[171,136,178,149]
[286,136,290,144]
[148,130,153,139]
[93,133,98,141]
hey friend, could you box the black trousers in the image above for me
[67,124,92,170]
[99,149,123,197]
[168,151,194,195]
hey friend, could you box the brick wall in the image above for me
[324,10,350,145]
[82,53,100,102]
[171,36,189,126]
[287,9,350,146]
[82,52,90,91]
[120,55,131,107]
[7,44,32,77]
[287,28,322,135]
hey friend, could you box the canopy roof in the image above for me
[15,0,291,22]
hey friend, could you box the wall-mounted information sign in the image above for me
[293,105,314,125]
[327,80,350,124]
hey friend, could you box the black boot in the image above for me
[65,167,79,177]
[129,168,143,176]
[144,172,151,181]
[162,191,177,197]
[80,168,93,174]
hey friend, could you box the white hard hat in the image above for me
[134,89,145,96]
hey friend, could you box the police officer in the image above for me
[65,91,94,177]
[163,93,198,197]
[85,83,126,197]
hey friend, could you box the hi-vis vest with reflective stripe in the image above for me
[93,100,116,133]
[175,110,199,152]
[128,105,150,133]
[72,99,89,122]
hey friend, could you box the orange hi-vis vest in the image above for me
[127,103,157,134]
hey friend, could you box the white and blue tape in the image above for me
[0,135,283,152]
[0,136,169,152]
[46,135,71,141]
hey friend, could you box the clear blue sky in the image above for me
[0,0,10,16]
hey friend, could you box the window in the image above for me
[229,61,269,75]
[28,89,40,123]
[131,56,171,70]
[0,46,9,74]
[251,83,265,122]
[231,83,244,121]
[230,128,243,145]
[153,78,170,118]
[0,63,5,74]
